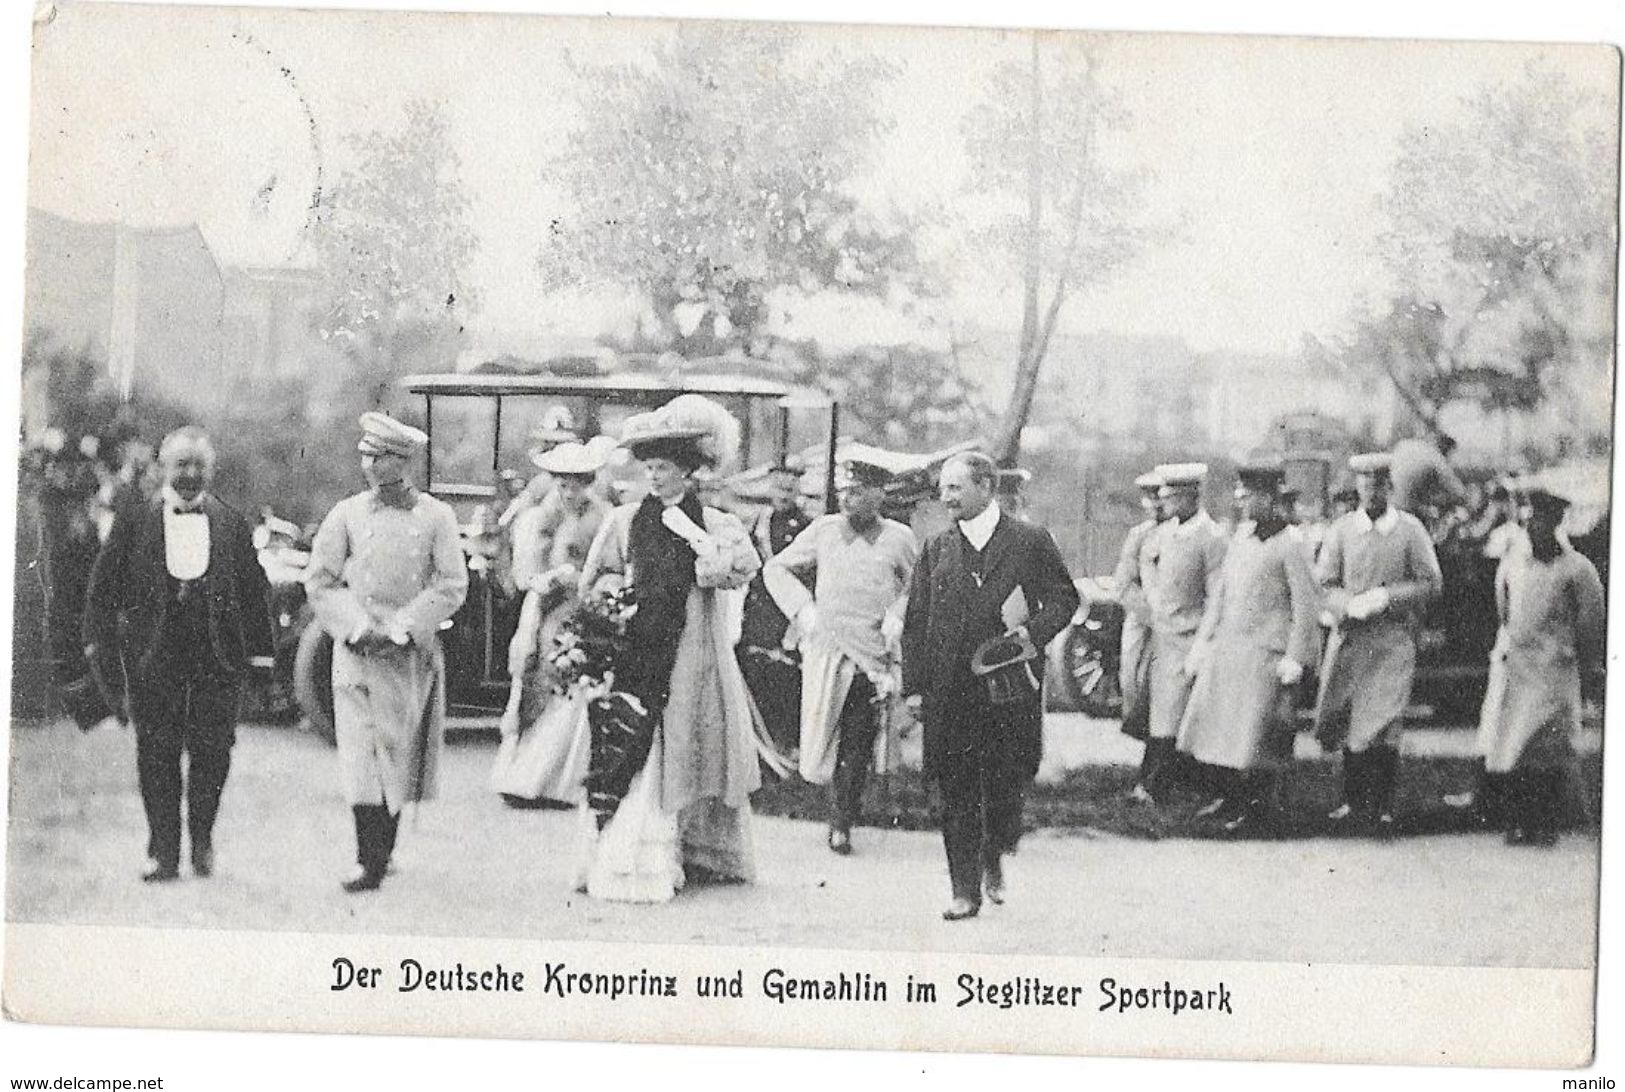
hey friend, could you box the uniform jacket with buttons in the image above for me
[1144,509,1228,636]
[305,490,469,648]
[1315,506,1442,629]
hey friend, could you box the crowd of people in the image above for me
[56,397,1606,922]
[1114,442,1605,846]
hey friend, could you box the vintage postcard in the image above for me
[3,0,1619,1079]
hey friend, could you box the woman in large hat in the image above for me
[574,395,762,901]
[491,441,613,807]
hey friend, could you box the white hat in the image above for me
[1153,462,1208,490]
[533,441,606,477]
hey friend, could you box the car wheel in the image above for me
[1061,624,1119,720]
[292,622,336,746]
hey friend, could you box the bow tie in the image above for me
[169,503,204,515]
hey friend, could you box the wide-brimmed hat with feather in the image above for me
[619,394,741,472]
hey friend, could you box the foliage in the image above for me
[764,338,988,451]
[310,99,477,390]
[1326,61,1615,451]
[961,37,1167,463]
[18,330,187,491]
[542,22,936,356]
[546,577,638,698]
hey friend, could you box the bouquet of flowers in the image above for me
[544,575,637,699]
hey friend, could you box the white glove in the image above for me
[1345,587,1391,621]
[796,604,821,638]
[1182,642,1211,678]
[1276,657,1304,686]
[660,506,709,548]
[528,563,578,594]
[880,613,904,645]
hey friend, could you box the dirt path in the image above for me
[4,719,1598,967]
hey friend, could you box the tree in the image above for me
[311,99,479,401]
[767,338,987,451]
[961,36,1165,465]
[541,22,935,357]
[1331,61,1615,454]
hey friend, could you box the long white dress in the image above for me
[489,496,607,805]
[572,501,762,902]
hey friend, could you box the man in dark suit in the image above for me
[83,426,275,883]
[902,452,1079,921]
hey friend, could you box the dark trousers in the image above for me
[129,673,241,868]
[931,689,1028,905]
[829,673,880,832]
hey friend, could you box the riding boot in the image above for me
[1220,770,1275,836]
[1368,746,1399,817]
[1504,769,1535,845]
[1367,746,1399,837]
[1248,770,1279,823]
[1527,769,1562,846]
[1333,748,1367,821]
[1138,738,1174,797]
[343,806,388,891]
[380,808,401,868]
[1479,766,1510,829]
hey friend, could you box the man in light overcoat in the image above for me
[1473,487,1605,846]
[1177,462,1321,835]
[1114,470,1165,743]
[1133,463,1227,803]
[764,459,917,855]
[306,413,468,892]
[1313,452,1442,833]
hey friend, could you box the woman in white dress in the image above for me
[490,442,610,807]
[574,395,762,902]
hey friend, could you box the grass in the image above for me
[750,752,1604,842]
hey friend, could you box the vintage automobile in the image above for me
[291,362,838,738]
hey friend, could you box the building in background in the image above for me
[23,208,344,428]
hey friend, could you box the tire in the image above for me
[1060,623,1120,721]
[292,622,336,746]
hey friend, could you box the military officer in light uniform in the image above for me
[1114,470,1165,743]
[1312,452,1442,833]
[1473,487,1604,846]
[1132,463,1227,803]
[306,413,469,892]
[763,458,918,855]
[1176,462,1321,835]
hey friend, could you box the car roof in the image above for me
[402,369,825,401]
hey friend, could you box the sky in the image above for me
[25,4,1619,360]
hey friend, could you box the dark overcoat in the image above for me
[901,513,1079,778]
